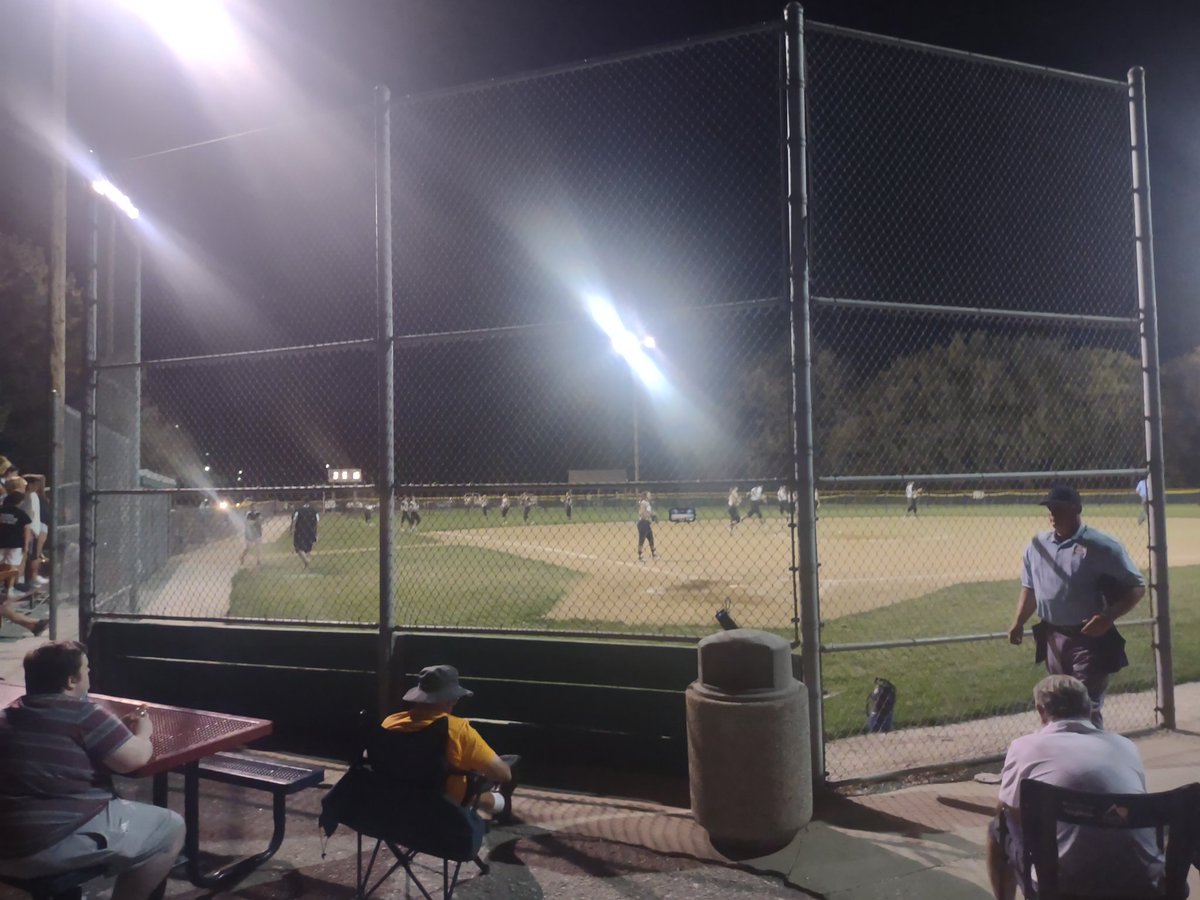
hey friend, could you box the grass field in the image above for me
[227,498,1200,739]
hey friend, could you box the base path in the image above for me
[137,517,291,618]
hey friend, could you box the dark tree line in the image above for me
[737,329,1198,486]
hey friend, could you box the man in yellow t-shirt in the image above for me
[382,665,517,822]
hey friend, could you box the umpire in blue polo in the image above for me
[1007,484,1145,728]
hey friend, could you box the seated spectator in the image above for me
[382,665,517,823]
[0,641,185,899]
[986,674,1163,900]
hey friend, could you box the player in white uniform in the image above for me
[637,492,657,562]
[777,485,789,517]
[563,490,573,522]
[747,485,764,520]
[500,494,511,523]
[905,481,921,517]
[727,487,741,533]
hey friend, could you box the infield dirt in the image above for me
[432,511,1200,630]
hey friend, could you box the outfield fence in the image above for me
[82,6,1169,783]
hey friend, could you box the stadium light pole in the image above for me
[630,335,656,484]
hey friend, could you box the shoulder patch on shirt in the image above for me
[1073,544,1087,558]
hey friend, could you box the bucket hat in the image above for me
[402,664,474,704]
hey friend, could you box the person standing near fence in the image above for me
[727,486,741,533]
[18,475,44,588]
[637,492,657,562]
[1007,484,1145,728]
[563,490,573,522]
[0,480,48,635]
[30,476,50,577]
[1135,477,1149,525]
[500,494,510,523]
[408,496,421,532]
[240,504,263,566]
[480,494,490,519]
[777,484,789,518]
[521,492,532,524]
[291,499,319,570]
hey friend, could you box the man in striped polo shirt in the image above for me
[0,641,185,898]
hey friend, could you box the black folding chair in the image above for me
[319,715,489,900]
[1019,778,1200,900]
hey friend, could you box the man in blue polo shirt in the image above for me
[1007,484,1144,727]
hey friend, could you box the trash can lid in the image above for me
[697,629,796,694]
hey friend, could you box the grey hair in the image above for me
[1033,675,1092,720]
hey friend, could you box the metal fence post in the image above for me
[375,85,397,717]
[130,237,143,613]
[1128,66,1173,729]
[79,198,100,642]
[784,2,825,786]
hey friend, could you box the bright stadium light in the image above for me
[117,0,240,64]
[584,294,664,390]
[92,178,140,220]
[583,294,668,483]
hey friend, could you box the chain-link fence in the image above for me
[83,13,1168,783]
[805,24,1159,780]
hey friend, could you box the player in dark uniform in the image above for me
[291,499,319,569]
[521,492,532,524]
[480,495,490,518]
[563,490,574,522]
[408,496,421,531]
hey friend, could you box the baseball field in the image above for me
[226,497,1200,740]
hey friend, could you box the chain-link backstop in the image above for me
[84,9,1170,783]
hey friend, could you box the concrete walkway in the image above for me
[61,724,1192,899]
[137,516,290,617]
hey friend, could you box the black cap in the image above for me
[1039,484,1082,510]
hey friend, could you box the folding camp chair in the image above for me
[319,715,489,900]
[1019,778,1200,900]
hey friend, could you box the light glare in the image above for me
[585,294,665,390]
[119,0,240,63]
[92,178,140,220]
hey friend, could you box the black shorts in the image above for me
[294,535,315,553]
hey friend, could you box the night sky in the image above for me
[1,1,1197,485]
[2,1,1197,355]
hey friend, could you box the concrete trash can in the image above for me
[686,628,811,857]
